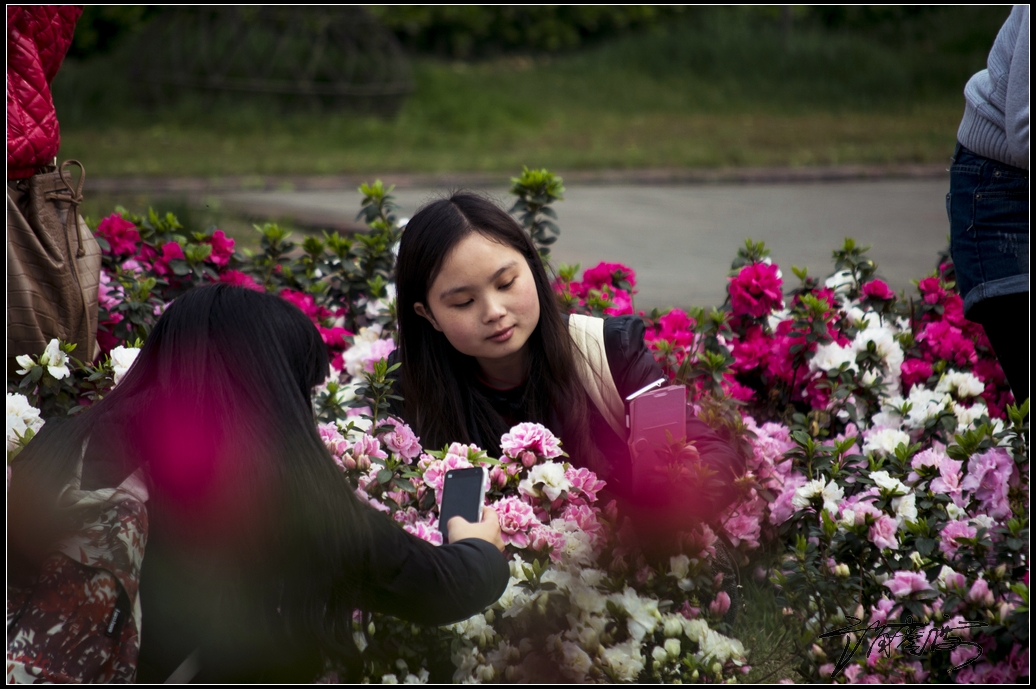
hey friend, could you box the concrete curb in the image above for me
[85,163,949,195]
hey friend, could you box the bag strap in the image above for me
[568,314,627,439]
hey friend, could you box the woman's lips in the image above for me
[487,326,515,342]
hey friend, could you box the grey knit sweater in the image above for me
[957,5,1029,170]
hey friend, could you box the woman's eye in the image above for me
[452,299,474,308]
[500,278,516,290]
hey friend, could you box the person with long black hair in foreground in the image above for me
[7,284,507,683]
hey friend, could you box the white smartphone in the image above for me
[437,467,487,543]
[626,384,687,498]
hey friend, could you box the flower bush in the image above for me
[7,174,1027,684]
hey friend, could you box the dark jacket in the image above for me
[389,314,745,517]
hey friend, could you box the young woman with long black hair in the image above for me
[6,284,507,683]
[391,192,745,522]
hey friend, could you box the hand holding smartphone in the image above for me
[438,467,488,543]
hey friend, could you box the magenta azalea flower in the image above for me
[582,262,636,291]
[96,213,141,256]
[205,229,235,267]
[729,262,784,319]
[861,279,895,300]
[218,269,263,292]
[900,358,933,390]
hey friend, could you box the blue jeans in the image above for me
[947,143,1029,319]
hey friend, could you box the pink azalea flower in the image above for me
[528,523,566,561]
[929,458,963,498]
[729,263,784,319]
[709,591,731,617]
[500,422,563,460]
[961,447,1015,521]
[380,417,422,462]
[352,433,388,466]
[883,571,933,598]
[769,473,808,526]
[205,229,235,267]
[96,214,141,256]
[722,511,761,549]
[564,466,605,505]
[492,496,539,548]
[559,502,603,540]
[363,337,396,372]
[218,269,264,292]
[680,522,718,559]
[868,515,899,550]
[404,518,443,546]
[939,520,977,558]
[869,597,897,625]
[861,279,895,301]
[967,578,995,607]
[422,453,474,506]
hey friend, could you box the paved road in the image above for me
[220,177,951,310]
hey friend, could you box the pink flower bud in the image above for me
[709,591,731,617]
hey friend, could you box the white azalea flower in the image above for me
[945,503,965,520]
[792,479,827,509]
[7,393,45,454]
[870,470,908,495]
[669,554,690,579]
[825,269,856,295]
[821,480,845,516]
[697,628,746,666]
[892,492,917,527]
[664,638,682,658]
[109,346,141,385]
[14,354,34,374]
[519,461,572,502]
[558,641,592,681]
[952,401,988,430]
[608,588,660,642]
[970,514,996,531]
[904,387,952,429]
[810,341,858,374]
[863,428,911,456]
[600,639,645,682]
[40,339,70,380]
[936,370,985,398]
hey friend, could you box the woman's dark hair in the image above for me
[395,192,598,467]
[7,284,373,678]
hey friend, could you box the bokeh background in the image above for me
[54,5,1014,308]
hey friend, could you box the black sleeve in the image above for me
[360,510,509,626]
[604,315,746,516]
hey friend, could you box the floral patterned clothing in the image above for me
[6,470,148,683]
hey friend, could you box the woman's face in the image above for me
[414,232,541,377]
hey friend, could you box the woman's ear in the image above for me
[413,302,443,332]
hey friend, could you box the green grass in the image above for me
[53,7,1007,177]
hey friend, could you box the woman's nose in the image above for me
[483,295,507,322]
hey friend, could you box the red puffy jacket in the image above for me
[7,5,82,180]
